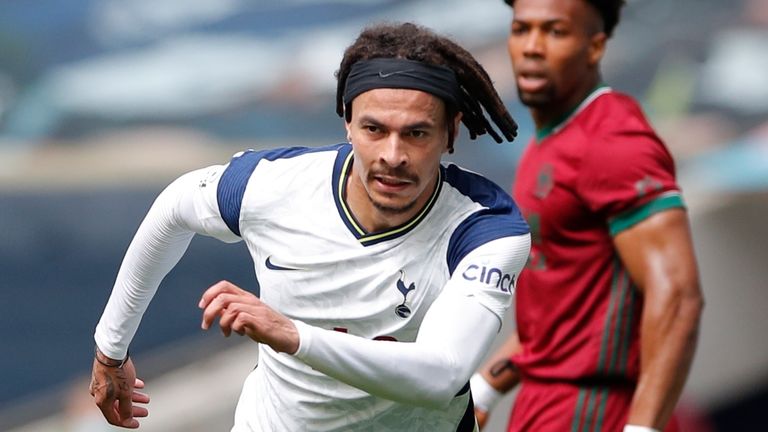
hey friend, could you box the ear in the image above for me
[453,112,463,133]
[445,112,463,153]
[588,32,607,66]
[344,122,352,143]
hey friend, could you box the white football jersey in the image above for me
[205,143,529,431]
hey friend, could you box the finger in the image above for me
[117,394,135,425]
[232,316,247,336]
[218,303,245,337]
[217,299,259,337]
[134,378,145,389]
[99,401,121,426]
[199,280,241,309]
[201,292,246,330]
[132,390,150,404]
[232,311,260,340]
[132,405,150,418]
[112,400,140,428]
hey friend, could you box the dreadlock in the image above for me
[503,0,625,38]
[335,22,518,152]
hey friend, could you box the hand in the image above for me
[199,280,300,354]
[475,408,489,430]
[89,356,150,428]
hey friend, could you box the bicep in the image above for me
[613,208,699,296]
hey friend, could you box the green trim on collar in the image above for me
[535,83,611,142]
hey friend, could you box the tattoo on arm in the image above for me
[489,359,518,378]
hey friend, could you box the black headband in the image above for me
[342,58,462,121]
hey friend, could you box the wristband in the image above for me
[94,345,130,368]
[623,426,660,432]
[470,373,504,412]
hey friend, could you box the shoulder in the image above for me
[441,163,523,218]
[225,143,349,171]
[217,143,348,236]
[571,93,682,216]
[576,91,672,166]
[441,163,530,273]
[581,90,653,135]
[220,143,348,190]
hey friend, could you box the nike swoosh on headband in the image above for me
[378,69,415,78]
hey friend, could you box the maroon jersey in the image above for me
[511,86,685,382]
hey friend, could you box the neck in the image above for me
[531,74,601,131]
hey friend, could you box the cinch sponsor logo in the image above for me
[462,264,516,293]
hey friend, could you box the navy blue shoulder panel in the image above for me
[217,143,347,236]
[443,164,530,274]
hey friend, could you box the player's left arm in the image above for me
[614,208,703,430]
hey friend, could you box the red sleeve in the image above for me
[576,127,684,234]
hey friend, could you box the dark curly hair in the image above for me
[335,22,518,152]
[503,0,625,38]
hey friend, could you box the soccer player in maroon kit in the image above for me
[470,1,704,431]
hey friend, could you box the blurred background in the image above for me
[1,0,767,430]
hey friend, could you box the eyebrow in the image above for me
[357,115,436,131]
[513,17,569,26]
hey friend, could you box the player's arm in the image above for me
[613,208,703,431]
[470,331,523,429]
[294,234,530,408]
[91,165,238,428]
[201,233,530,409]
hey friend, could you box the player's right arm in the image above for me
[91,164,238,428]
[470,331,523,429]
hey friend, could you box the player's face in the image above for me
[508,0,605,110]
[345,88,456,230]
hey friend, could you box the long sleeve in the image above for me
[94,166,238,359]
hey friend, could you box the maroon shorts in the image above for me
[507,379,680,432]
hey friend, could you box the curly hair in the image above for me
[503,0,626,38]
[335,22,518,151]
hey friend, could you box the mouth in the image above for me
[373,174,414,193]
[517,71,549,93]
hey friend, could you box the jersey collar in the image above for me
[331,144,443,246]
[535,84,612,142]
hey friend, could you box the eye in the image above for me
[364,125,381,134]
[409,130,426,138]
[511,23,527,36]
[550,27,568,37]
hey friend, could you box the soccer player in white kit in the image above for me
[90,22,531,431]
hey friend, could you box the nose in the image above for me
[379,134,408,168]
[522,29,545,58]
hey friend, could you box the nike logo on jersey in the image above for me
[378,69,414,78]
[265,256,301,271]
